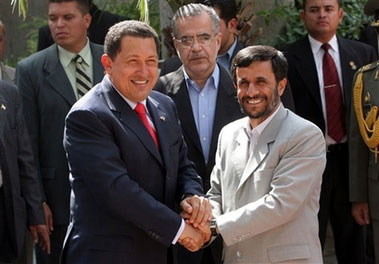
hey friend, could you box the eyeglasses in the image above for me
[174,33,215,48]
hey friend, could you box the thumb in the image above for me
[181,199,193,214]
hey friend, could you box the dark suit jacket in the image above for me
[155,65,244,192]
[37,4,126,51]
[159,40,245,76]
[360,25,379,57]
[283,36,377,133]
[15,43,104,226]
[0,80,44,259]
[61,76,203,264]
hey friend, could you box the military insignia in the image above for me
[349,61,357,70]
[375,69,379,80]
[1,104,6,110]
[160,116,166,122]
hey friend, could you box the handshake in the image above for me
[178,195,213,252]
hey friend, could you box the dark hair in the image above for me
[196,0,237,24]
[171,3,219,38]
[48,0,90,14]
[104,20,159,60]
[231,45,288,84]
[302,0,342,9]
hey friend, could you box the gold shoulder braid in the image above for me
[353,72,379,163]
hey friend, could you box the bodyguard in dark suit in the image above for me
[360,0,379,57]
[283,0,377,262]
[0,80,50,263]
[37,0,126,51]
[159,0,244,76]
[15,0,104,263]
[156,4,243,264]
[61,20,210,264]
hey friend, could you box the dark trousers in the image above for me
[0,187,16,263]
[35,225,67,264]
[318,143,365,263]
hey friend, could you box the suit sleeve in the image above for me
[15,61,45,200]
[64,106,194,246]
[11,84,45,225]
[208,120,326,246]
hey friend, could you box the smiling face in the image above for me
[301,0,343,43]
[236,60,286,127]
[174,11,221,85]
[48,1,91,53]
[101,36,159,103]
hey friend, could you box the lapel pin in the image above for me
[349,61,357,70]
[1,104,6,110]
[160,116,166,122]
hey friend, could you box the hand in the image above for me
[178,222,205,252]
[43,202,54,233]
[180,195,212,228]
[29,224,50,254]
[352,202,370,225]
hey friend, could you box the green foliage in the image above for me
[259,0,372,48]
[101,0,160,36]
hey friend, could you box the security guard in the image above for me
[349,59,379,264]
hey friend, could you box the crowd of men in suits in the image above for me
[0,0,379,263]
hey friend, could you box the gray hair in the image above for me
[171,3,219,38]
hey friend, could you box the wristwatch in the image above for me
[209,218,219,236]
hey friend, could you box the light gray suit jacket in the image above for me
[0,62,15,83]
[208,105,326,263]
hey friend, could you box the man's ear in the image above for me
[278,78,287,96]
[227,18,238,34]
[101,54,112,73]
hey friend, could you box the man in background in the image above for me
[360,0,379,57]
[0,21,15,82]
[283,0,377,262]
[160,0,244,75]
[37,0,126,51]
[0,80,50,264]
[15,0,104,263]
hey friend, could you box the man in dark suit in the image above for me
[37,0,126,51]
[360,0,379,57]
[0,80,50,264]
[159,0,244,76]
[61,20,210,264]
[283,0,377,262]
[15,0,104,263]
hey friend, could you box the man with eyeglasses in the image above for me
[155,3,243,264]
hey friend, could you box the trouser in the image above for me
[318,143,366,264]
[0,186,16,263]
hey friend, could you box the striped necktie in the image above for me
[74,55,92,98]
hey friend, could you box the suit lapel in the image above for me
[101,77,163,165]
[293,38,323,112]
[237,106,286,190]
[169,69,203,154]
[337,37,355,110]
[44,45,77,106]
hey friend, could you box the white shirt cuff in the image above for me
[172,219,185,244]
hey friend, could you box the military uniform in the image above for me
[349,60,379,263]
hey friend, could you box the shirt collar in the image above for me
[58,38,91,67]
[308,34,339,55]
[218,37,237,60]
[183,64,220,91]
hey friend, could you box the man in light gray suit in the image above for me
[0,21,15,82]
[15,0,104,263]
[203,46,326,263]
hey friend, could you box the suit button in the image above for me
[236,251,242,258]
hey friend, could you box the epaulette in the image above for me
[357,60,379,73]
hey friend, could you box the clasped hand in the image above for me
[178,195,212,252]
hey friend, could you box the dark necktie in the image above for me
[322,43,345,143]
[74,55,92,98]
[134,103,159,148]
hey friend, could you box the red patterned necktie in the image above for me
[322,43,346,143]
[134,103,159,148]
